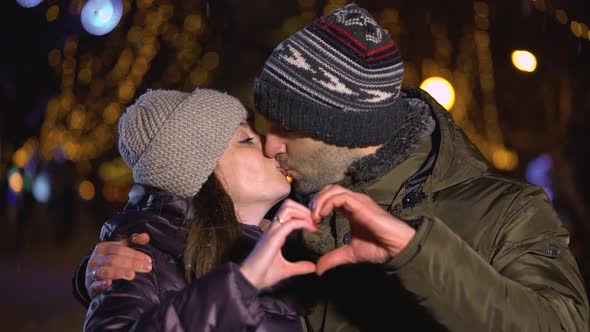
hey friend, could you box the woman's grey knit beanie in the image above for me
[118,88,247,198]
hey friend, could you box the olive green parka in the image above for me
[297,89,589,332]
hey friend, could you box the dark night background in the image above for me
[1,0,589,330]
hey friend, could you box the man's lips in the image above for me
[277,166,288,177]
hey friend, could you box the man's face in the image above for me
[261,120,359,195]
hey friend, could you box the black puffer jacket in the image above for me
[83,184,302,332]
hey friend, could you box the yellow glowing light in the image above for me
[98,158,132,185]
[46,98,60,118]
[532,0,546,11]
[46,5,59,22]
[202,52,220,70]
[184,14,202,32]
[68,108,86,130]
[571,21,582,37]
[132,58,149,75]
[420,77,456,110]
[48,49,62,67]
[78,68,92,85]
[62,77,75,89]
[118,80,135,103]
[102,183,128,203]
[9,172,24,193]
[381,9,400,24]
[61,93,74,110]
[189,68,208,86]
[94,125,110,142]
[127,26,143,43]
[511,50,537,73]
[555,10,568,25]
[139,44,157,60]
[12,149,29,168]
[64,39,78,57]
[492,148,519,171]
[103,102,122,124]
[137,0,154,9]
[580,23,589,39]
[79,180,95,200]
[473,1,489,17]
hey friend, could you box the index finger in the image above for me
[313,192,363,222]
[311,186,354,220]
[105,244,152,262]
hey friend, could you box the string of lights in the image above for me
[10,0,221,203]
[531,0,590,42]
[6,0,578,204]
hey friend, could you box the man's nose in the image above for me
[263,132,285,158]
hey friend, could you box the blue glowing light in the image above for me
[525,153,554,200]
[54,146,66,164]
[81,0,123,36]
[16,0,44,8]
[32,173,51,203]
[6,187,17,206]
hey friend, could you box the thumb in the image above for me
[316,247,356,276]
[89,279,111,298]
[284,261,316,278]
[130,232,150,245]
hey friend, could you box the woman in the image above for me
[83,88,317,331]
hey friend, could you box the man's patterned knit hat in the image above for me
[118,88,247,198]
[254,3,409,147]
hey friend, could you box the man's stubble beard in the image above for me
[292,146,362,195]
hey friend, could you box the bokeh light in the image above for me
[492,148,519,171]
[511,50,537,73]
[420,77,456,110]
[6,188,18,206]
[46,4,59,22]
[79,180,96,200]
[12,149,29,168]
[32,173,51,203]
[526,153,554,200]
[16,0,44,8]
[48,49,62,67]
[8,170,24,193]
[81,0,123,36]
[555,10,568,25]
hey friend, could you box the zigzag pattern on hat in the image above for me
[254,4,407,147]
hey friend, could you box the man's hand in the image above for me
[85,233,152,298]
[240,199,317,289]
[310,185,416,275]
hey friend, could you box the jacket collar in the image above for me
[354,88,490,204]
[404,88,489,193]
[125,183,193,224]
[111,184,265,262]
[101,184,193,260]
[355,137,432,205]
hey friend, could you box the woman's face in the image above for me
[215,122,291,211]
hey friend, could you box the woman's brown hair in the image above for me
[183,173,241,282]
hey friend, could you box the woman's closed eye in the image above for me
[239,136,255,144]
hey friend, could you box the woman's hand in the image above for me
[240,199,317,289]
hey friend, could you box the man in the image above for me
[74,4,589,331]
